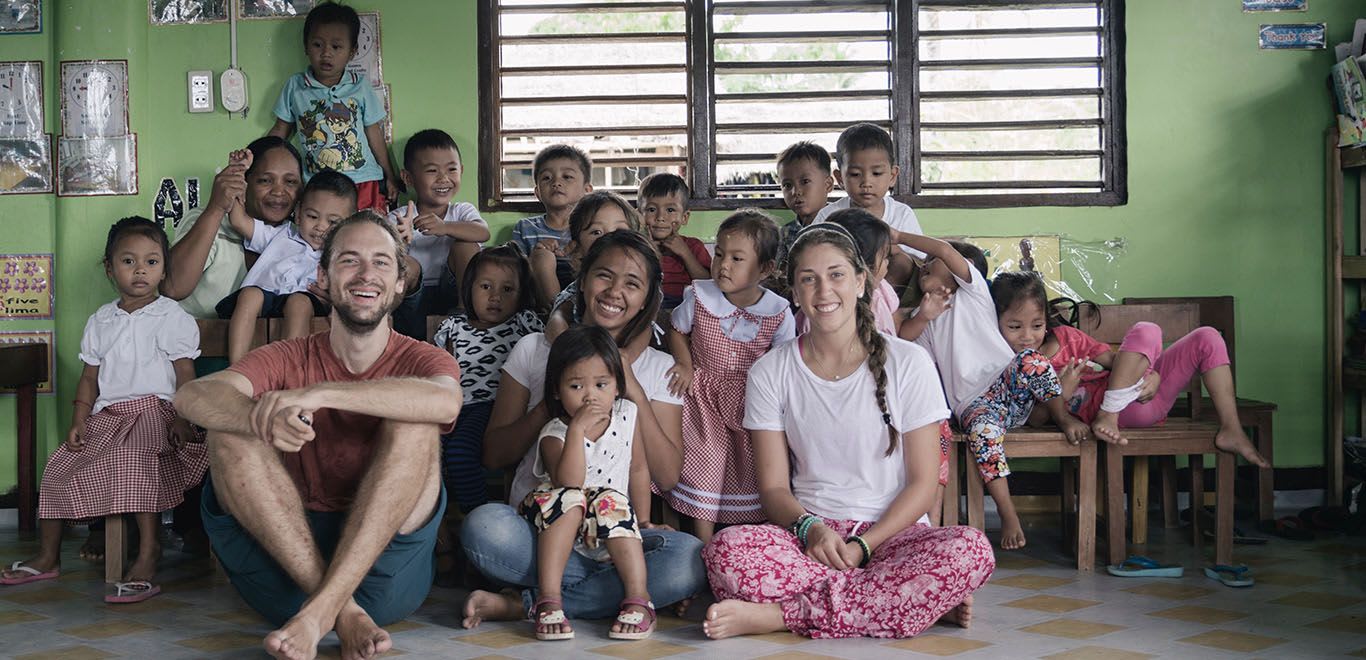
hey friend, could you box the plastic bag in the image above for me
[150,0,228,25]
[0,136,52,194]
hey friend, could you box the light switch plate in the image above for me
[188,70,213,113]
[220,67,248,114]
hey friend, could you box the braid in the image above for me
[853,280,897,456]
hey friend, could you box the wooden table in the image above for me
[0,343,48,532]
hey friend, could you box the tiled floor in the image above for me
[0,513,1362,659]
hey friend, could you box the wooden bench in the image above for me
[946,302,1238,571]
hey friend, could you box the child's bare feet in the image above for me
[702,600,786,639]
[1214,425,1270,468]
[264,609,329,660]
[999,516,1027,550]
[1090,411,1127,445]
[335,602,391,660]
[78,530,105,562]
[937,595,973,628]
[461,589,523,629]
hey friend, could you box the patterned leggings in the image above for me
[958,349,1062,483]
[703,519,995,638]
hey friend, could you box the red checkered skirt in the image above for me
[37,395,208,520]
[665,302,786,524]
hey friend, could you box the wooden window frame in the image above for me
[478,0,1127,213]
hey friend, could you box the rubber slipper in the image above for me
[1257,516,1315,541]
[1204,564,1254,588]
[608,598,656,641]
[1107,555,1184,578]
[104,580,160,604]
[0,561,59,586]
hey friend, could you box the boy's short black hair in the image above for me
[543,325,626,421]
[836,122,895,166]
[777,141,832,174]
[403,129,461,171]
[717,209,781,265]
[303,1,360,50]
[533,144,592,181]
[301,168,359,209]
[637,172,690,201]
[947,239,989,281]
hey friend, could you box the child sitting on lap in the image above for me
[268,0,397,211]
[216,163,357,363]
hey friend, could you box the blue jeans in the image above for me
[460,502,707,618]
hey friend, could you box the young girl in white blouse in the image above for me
[0,217,209,604]
[216,161,357,363]
[664,209,794,541]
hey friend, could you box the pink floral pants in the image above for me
[702,519,995,638]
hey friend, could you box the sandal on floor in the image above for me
[1258,516,1315,541]
[533,597,574,641]
[105,580,160,603]
[0,561,59,586]
[608,598,656,641]
[1106,555,1184,578]
[1204,564,1254,588]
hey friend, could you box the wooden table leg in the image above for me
[1160,456,1178,528]
[105,515,124,584]
[942,441,960,527]
[1190,454,1204,554]
[16,382,36,532]
[1131,456,1149,545]
[1078,442,1096,572]
[966,462,985,531]
[1106,445,1127,566]
[1256,411,1275,523]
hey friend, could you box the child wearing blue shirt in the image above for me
[268,1,398,212]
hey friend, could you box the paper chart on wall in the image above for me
[0,253,52,319]
[0,1,41,34]
[60,60,129,138]
[57,134,137,196]
[238,0,313,19]
[0,134,52,194]
[150,0,228,25]
[0,330,53,394]
[0,61,43,138]
[347,12,383,88]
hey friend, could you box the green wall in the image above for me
[0,0,1353,491]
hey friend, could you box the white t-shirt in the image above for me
[671,279,795,344]
[503,332,682,505]
[813,195,927,259]
[240,220,319,295]
[531,399,638,493]
[170,207,249,319]
[79,296,201,413]
[913,267,1016,417]
[386,202,487,286]
[743,336,948,522]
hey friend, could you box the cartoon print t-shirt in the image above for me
[273,69,386,184]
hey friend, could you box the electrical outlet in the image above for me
[188,70,214,113]
[220,68,248,115]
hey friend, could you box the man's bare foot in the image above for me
[702,600,786,640]
[461,589,523,629]
[264,610,329,660]
[1090,411,1127,445]
[1214,425,1270,468]
[335,603,391,660]
[999,517,1027,551]
[937,596,973,628]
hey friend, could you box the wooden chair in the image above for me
[1123,295,1277,524]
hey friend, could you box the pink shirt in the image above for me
[1047,325,1112,423]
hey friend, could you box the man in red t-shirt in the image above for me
[177,213,461,660]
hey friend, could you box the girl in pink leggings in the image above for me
[990,272,1268,467]
[699,225,995,640]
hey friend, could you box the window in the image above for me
[479,0,1126,210]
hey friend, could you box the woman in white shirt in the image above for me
[461,230,705,634]
[700,224,995,639]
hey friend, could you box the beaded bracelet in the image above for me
[796,515,819,547]
[848,535,872,568]
[788,512,814,537]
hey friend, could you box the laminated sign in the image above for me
[1258,23,1326,50]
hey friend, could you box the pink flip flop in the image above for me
[0,561,59,585]
[104,580,160,604]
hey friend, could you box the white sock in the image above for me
[1100,378,1145,414]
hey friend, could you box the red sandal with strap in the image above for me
[608,597,656,640]
[533,596,574,641]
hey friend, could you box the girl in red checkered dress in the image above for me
[1,217,209,603]
[663,210,795,542]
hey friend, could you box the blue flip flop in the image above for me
[1107,555,1184,578]
[1204,564,1254,587]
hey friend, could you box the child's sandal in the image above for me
[533,597,574,641]
[608,598,656,641]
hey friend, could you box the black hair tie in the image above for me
[882,412,892,426]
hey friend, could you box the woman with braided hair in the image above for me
[700,224,995,639]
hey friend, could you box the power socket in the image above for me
[188,70,214,113]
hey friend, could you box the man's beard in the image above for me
[332,285,400,335]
